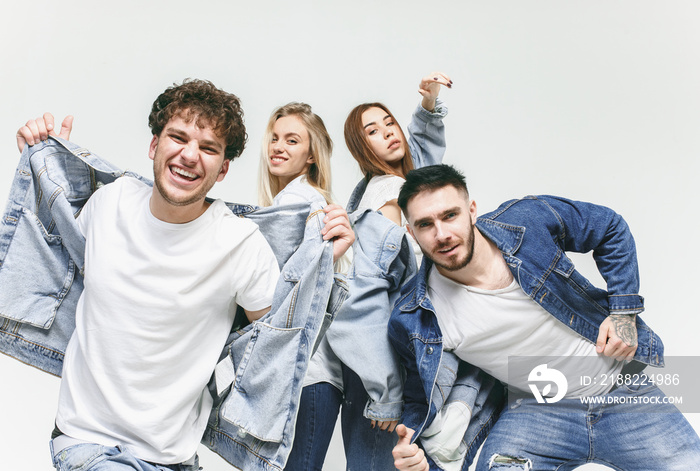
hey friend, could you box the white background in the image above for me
[1,1,699,470]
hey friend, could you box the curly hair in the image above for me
[148,79,247,161]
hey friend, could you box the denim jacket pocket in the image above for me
[0,206,76,329]
[220,322,305,442]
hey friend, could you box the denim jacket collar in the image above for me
[474,218,526,256]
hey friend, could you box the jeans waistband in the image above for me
[51,434,92,457]
[608,360,647,393]
[50,434,198,468]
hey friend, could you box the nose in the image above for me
[384,126,394,139]
[271,140,283,154]
[434,221,450,242]
[180,142,198,164]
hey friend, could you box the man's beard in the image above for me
[151,147,219,208]
[423,223,475,272]
[153,173,211,207]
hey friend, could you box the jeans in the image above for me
[475,378,700,471]
[51,443,200,471]
[285,368,398,471]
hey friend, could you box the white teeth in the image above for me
[173,167,197,179]
[271,156,286,162]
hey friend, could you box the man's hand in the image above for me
[321,204,355,263]
[16,112,73,152]
[371,419,398,433]
[596,314,638,360]
[419,71,452,112]
[393,424,429,471]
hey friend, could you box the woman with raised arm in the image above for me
[292,73,453,471]
[345,71,452,251]
[325,72,452,470]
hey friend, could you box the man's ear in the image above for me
[216,159,230,182]
[469,199,478,224]
[406,222,415,240]
[148,135,159,161]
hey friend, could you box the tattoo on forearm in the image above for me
[611,315,638,347]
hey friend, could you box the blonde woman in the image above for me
[258,103,347,470]
[258,102,332,208]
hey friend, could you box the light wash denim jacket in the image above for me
[0,137,348,470]
[324,100,448,420]
[388,195,664,470]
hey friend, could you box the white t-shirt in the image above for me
[272,174,326,206]
[356,174,422,262]
[57,176,279,464]
[427,266,622,398]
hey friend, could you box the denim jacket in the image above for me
[324,100,448,420]
[388,195,663,470]
[0,137,348,470]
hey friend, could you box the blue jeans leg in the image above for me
[340,366,398,471]
[591,381,700,471]
[285,382,343,471]
[475,379,700,471]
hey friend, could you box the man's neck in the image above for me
[149,190,210,224]
[436,230,513,290]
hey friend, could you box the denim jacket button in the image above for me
[427,346,434,354]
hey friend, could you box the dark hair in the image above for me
[148,79,247,161]
[398,164,469,213]
[344,102,414,178]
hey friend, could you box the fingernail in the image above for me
[433,77,438,81]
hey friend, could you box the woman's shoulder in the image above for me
[273,175,326,206]
[357,174,405,212]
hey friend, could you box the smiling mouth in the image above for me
[270,155,287,163]
[437,244,458,255]
[171,166,198,181]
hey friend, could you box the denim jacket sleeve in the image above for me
[406,98,448,168]
[525,195,644,315]
[324,209,417,420]
[489,196,644,315]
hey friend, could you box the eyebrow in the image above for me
[412,206,462,227]
[363,114,392,129]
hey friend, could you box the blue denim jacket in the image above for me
[388,195,663,470]
[0,137,348,470]
[322,100,448,420]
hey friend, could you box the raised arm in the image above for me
[16,112,73,152]
[418,72,452,112]
[408,72,452,169]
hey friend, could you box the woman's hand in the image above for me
[322,204,355,262]
[419,72,453,112]
[371,419,399,432]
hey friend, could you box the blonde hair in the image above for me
[258,102,333,206]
